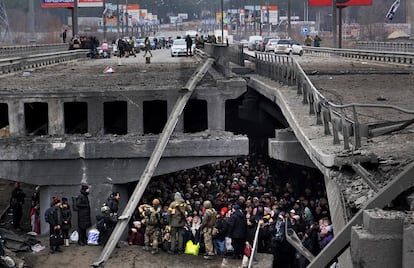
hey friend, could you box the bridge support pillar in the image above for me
[169,101,183,133]
[88,100,104,135]
[8,101,25,137]
[127,98,143,134]
[48,100,64,135]
[268,129,315,168]
[207,98,225,131]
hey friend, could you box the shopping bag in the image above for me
[242,255,249,267]
[184,240,200,256]
[50,231,64,246]
[87,228,100,245]
[70,230,79,242]
[225,237,234,252]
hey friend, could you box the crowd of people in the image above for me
[11,154,333,267]
[124,154,333,267]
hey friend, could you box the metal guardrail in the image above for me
[354,41,414,53]
[303,46,414,65]
[0,43,69,58]
[253,52,414,151]
[0,50,88,74]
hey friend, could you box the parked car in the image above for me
[264,39,280,52]
[274,39,303,56]
[247,36,262,51]
[257,36,279,52]
[170,39,187,57]
[240,39,248,48]
[135,38,146,51]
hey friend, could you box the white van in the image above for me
[247,35,262,51]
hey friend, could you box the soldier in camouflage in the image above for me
[200,200,217,260]
[139,199,162,254]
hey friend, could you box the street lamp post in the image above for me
[221,0,224,43]
[287,0,291,38]
[103,0,107,40]
[116,0,120,39]
[125,0,129,36]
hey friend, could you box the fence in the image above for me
[253,52,414,151]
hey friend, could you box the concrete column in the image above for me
[127,98,143,134]
[207,97,225,131]
[88,100,103,135]
[8,101,25,136]
[48,100,64,135]
[403,224,414,268]
[268,129,315,168]
[169,100,183,133]
[351,209,404,268]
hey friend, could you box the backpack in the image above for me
[96,218,107,233]
[44,207,52,223]
[147,208,161,226]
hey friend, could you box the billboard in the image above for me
[78,0,104,7]
[309,0,372,6]
[41,0,74,8]
[42,0,104,8]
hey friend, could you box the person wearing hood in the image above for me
[76,184,91,246]
[227,204,247,259]
[168,192,192,254]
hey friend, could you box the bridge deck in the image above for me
[296,54,414,163]
[0,54,212,93]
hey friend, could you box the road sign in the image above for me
[302,27,309,36]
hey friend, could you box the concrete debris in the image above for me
[376,95,387,101]
[103,66,114,74]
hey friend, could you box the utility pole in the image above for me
[408,0,414,39]
[287,0,291,38]
[103,0,107,40]
[332,0,337,48]
[28,0,35,43]
[125,0,128,36]
[116,0,120,39]
[72,0,78,36]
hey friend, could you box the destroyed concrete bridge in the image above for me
[0,43,414,268]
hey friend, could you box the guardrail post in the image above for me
[302,84,308,104]
[309,93,315,115]
[352,106,361,149]
[342,119,350,150]
[315,101,322,125]
[331,117,340,144]
[322,107,331,136]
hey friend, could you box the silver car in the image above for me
[274,39,304,56]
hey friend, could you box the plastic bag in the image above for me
[225,237,234,252]
[242,255,249,268]
[184,240,200,256]
[87,228,100,245]
[70,230,79,242]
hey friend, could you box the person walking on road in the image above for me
[143,37,153,58]
[62,29,67,43]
